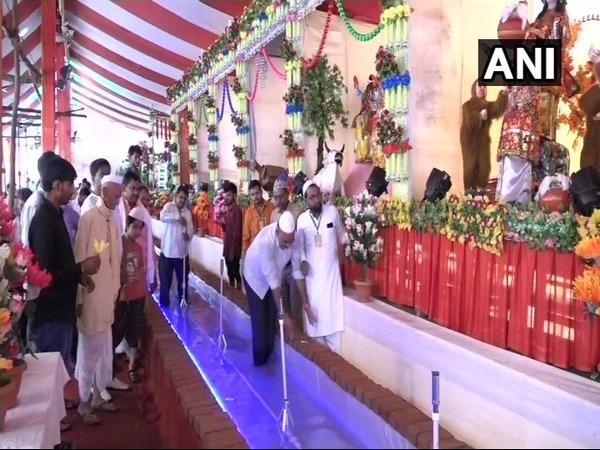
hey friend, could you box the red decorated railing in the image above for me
[200,210,600,373]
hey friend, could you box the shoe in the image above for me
[107,377,130,391]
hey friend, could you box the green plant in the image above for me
[302,56,349,174]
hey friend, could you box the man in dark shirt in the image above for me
[29,157,101,373]
[221,181,243,290]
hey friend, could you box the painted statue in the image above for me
[460,81,508,192]
[580,45,600,173]
[496,0,578,203]
[313,142,345,202]
[352,75,385,166]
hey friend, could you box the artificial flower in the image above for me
[27,262,53,289]
[0,358,14,371]
[93,239,109,254]
[11,242,33,268]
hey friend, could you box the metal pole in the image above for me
[278,296,292,438]
[217,257,227,352]
[432,371,440,450]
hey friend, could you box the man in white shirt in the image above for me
[159,185,194,307]
[297,181,345,352]
[80,158,111,216]
[243,211,310,366]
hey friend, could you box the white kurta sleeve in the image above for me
[332,207,347,245]
[261,243,281,291]
[290,239,304,280]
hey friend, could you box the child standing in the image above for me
[113,207,147,383]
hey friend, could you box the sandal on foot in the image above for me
[78,412,101,426]
[129,369,141,384]
[92,400,118,412]
[64,399,79,410]
[60,420,71,432]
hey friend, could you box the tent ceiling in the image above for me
[2,0,381,131]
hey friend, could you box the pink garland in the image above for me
[248,68,261,102]
[261,47,287,80]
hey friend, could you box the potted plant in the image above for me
[343,191,385,301]
[0,373,12,430]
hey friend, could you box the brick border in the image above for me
[144,300,249,449]
[191,261,470,449]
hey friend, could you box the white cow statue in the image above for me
[313,142,346,202]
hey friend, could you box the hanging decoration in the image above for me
[281,7,304,176]
[376,0,412,198]
[334,0,383,42]
[205,84,220,188]
[167,0,325,112]
[232,60,251,185]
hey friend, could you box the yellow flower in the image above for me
[0,308,10,327]
[0,358,14,371]
[93,239,109,254]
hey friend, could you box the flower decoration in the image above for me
[377,194,412,229]
[575,236,600,263]
[231,77,244,96]
[441,194,506,256]
[505,203,578,253]
[188,134,198,147]
[573,269,600,320]
[280,38,298,63]
[0,223,54,357]
[375,46,400,81]
[343,191,385,282]
[208,151,220,170]
[212,190,230,223]
[193,191,210,222]
[280,129,304,158]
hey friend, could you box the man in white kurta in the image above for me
[74,175,123,424]
[297,181,345,352]
[243,211,308,366]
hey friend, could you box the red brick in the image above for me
[374,397,415,420]
[388,409,431,438]
[363,387,395,412]
[202,429,247,449]
[410,421,453,448]
[222,440,250,449]
[177,383,211,404]
[193,415,235,435]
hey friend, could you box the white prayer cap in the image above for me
[589,45,600,64]
[277,210,296,234]
[128,206,146,222]
[101,174,123,186]
[302,180,319,197]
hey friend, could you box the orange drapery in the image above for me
[200,214,600,373]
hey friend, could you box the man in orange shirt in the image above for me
[243,180,274,253]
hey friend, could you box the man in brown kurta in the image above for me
[221,181,243,290]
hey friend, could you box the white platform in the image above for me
[181,232,600,448]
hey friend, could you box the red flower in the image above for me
[0,220,14,240]
[27,262,53,289]
[11,242,33,267]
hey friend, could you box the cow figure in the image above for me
[313,142,345,202]
[250,160,286,193]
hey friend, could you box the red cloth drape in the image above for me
[343,230,600,372]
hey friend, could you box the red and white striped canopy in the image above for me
[2,0,380,132]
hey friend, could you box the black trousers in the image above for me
[244,279,277,366]
[225,257,242,287]
[159,254,190,306]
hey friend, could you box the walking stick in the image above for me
[180,256,188,309]
[278,296,293,439]
[217,257,227,352]
[432,371,440,450]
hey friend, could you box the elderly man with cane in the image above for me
[242,211,313,366]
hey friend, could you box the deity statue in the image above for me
[460,81,508,192]
[580,46,600,173]
[352,75,385,167]
[496,0,578,203]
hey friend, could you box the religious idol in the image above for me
[580,45,600,174]
[351,75,385,166]
[496,0,578,203]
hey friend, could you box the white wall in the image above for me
[71,112,146,183]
